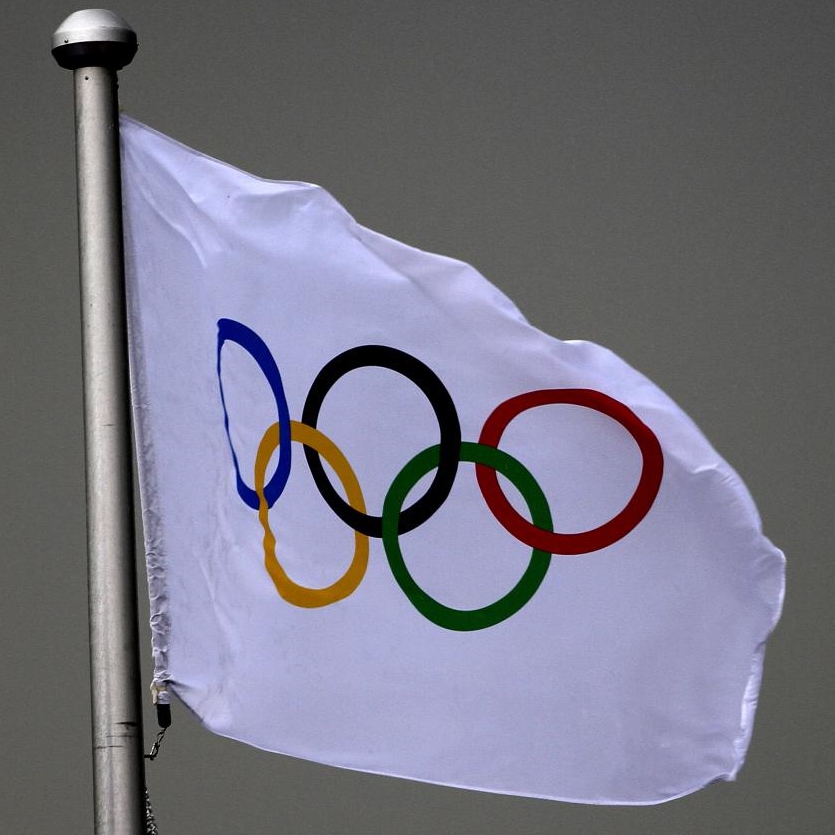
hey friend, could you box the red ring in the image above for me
[476,389,663,555]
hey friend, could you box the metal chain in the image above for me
[144,787,159,835]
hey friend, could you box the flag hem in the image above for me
[164,681,736,806]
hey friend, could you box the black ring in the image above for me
[301,346,461,537]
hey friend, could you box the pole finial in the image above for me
[52,9,137,70]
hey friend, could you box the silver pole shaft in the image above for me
[53,11,144,834]
[74,64,145,834]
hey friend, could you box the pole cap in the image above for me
[52,9,137,70]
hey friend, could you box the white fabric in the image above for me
[121,116,784,805]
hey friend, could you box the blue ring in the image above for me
[217,319,291,509]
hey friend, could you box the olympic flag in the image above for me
[121,116,784,804]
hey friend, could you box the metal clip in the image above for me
[144,726,167,761]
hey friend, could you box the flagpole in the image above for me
[52,11,145,834]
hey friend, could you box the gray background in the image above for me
[2,1,832,832]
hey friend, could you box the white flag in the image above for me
[121,116,784,804]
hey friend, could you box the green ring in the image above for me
[382,441,554,631]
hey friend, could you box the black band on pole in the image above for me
[52,39,137,71]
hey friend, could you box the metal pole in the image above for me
[52,12,144,834]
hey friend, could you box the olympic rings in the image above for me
[382,442,553,631]
[301,345,461,537]
[217,319,291,510]
[217,319,664,630]
[476,389,664,554]
[255,420,369,608]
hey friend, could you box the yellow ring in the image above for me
[254,420,369,608]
